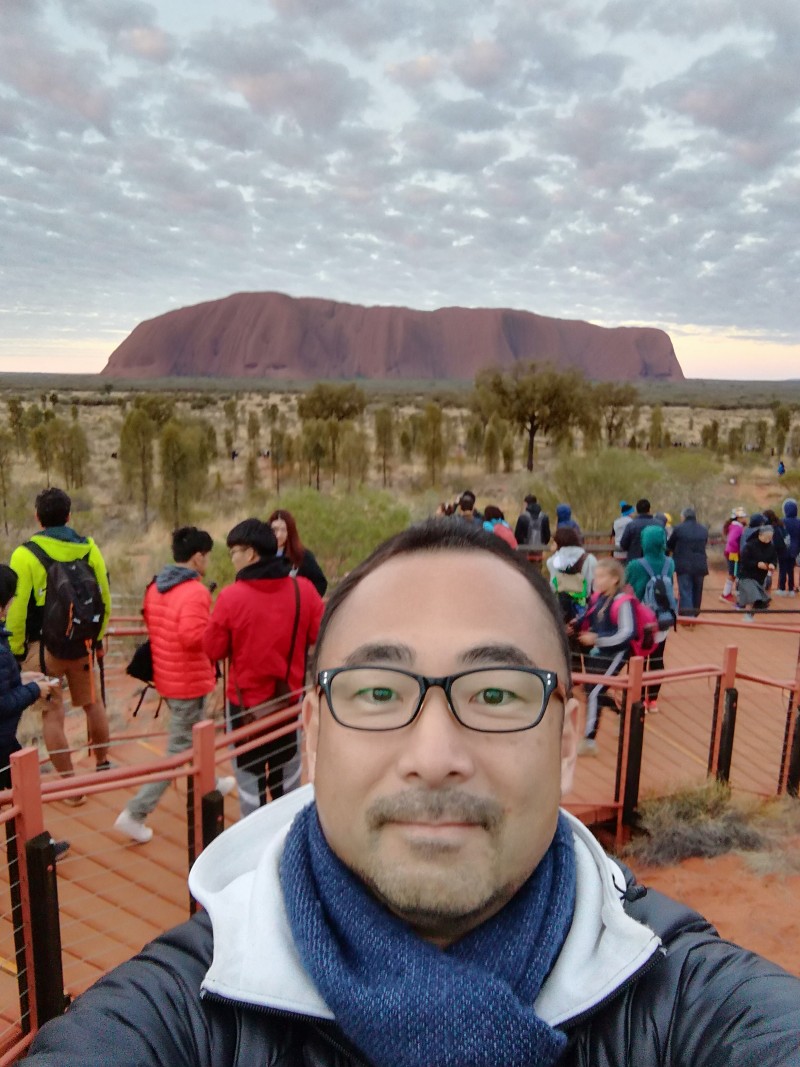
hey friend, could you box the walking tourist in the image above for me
[721,507,747,602]
[612,501,634,560]
[268,509,328,596]
[555,503,583,542]
[204,519,323,816]
[626,525,677,713]
[114,527,235,844]
[6,487,112,799]
[578,558,635,754]
[666,507,709,618]
[619,497,657,560]
[514,494,551,566]
[26,520,800,1067]
[482,505,518,548]
[779,498,799,594]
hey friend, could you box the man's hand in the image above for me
[578,631,596,646]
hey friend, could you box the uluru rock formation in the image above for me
[102,292,684,381]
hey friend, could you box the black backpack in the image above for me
[24,540,105,660]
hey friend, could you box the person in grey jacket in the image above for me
[666,507,709,618]
[26,522,800,1067]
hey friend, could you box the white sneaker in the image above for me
[578,738,598,756]
[744,613,755,622]
[113,809,153,844]
[216,776,237,797]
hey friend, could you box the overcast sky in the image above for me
[1,0,798,379]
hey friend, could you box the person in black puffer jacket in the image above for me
[25,522,800,1067]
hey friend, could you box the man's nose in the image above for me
[394,685,476,784]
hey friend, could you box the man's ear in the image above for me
[303,688,321,782]
[560,697,579,796]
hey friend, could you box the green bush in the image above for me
[553,448,657,530]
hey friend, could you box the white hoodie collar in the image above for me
[189,786,661,1026]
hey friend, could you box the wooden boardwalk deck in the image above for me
[0,575,798,1053]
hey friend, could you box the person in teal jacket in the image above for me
[7,487,112,792]
[625,524,676,714]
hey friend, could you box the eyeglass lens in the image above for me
[327,667,548,731]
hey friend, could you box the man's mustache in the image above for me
[365,789,503,832]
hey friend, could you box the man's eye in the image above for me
[473,687,516,706]
[355,687,398,703]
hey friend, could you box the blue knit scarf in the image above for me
[280,803,576,1067]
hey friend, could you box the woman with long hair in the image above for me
[267,510,328,597]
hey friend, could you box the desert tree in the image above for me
[648,405,665,451]
[340,423,370,492]
[594,381,638,446]
[159,418,210,528]
[270,424,290,494]
[373,406,395,487]
[300,419,328,490]
[297,383,366,423]
[223,398,240,441]
[133,393,174,428]
[773,403,791,456]
[119,408,156,526]
[7,397,27,453]
[418,403,446,485]
[55,421,89,489]
[0,431,13,534]
[472,363,584,471]
[464,414,484,464]
[701,419,720,451]
[246,410,260,451]
[30,421,60,485]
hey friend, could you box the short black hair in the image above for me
[636,498,650,514]
[524,494,537,505]
[312,520,572,691]
[458,490,476,512]
[172,526,213,563]
[0,564,17,610]
[35,487,71,528]
[226,518,276,558]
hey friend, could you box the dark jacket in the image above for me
[619,513,656,560]
[738,536,778,584]
[783,499,800,558]
[26,874,800,1066]
[0,627,41,750]
[514,503,551,549]
[292,548,328,598]
[666,514,709,576]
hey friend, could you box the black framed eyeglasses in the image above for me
[316,666,566,733]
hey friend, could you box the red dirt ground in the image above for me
[631,848,800,977]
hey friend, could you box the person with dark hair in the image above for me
[618,498,657,561]
[738,526,777,621]
[268,509,328,597]
[546,527,596,637]
[454,489,483,528]
[514,494,551,564]
[204,519,324,815]
[782,498,800,595]
[26,519,800,1066]
[666,507,709,618]
[114,527,234,844]
[763,510,791,597]
[482,505,518,548]
[7,487,112,797]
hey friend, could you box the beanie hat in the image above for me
[620,501,633,515]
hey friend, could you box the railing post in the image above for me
[201,791,225,850]
[25,832,68,1027]
[189,720,218,914]
[716,687,738,784]
[9,748,46,1035]
[787,708,800,798]
[622,699,646,827]
[615,656,644,845]
[709,645,737,776]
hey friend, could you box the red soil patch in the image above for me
[631,849,800,976]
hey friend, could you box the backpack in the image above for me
[24,540,105,660]
[524,511,544,551]
[639,558,678,632]
[586,589,657,658]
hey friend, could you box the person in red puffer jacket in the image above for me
[204,519,324,816]
[114,527,234,844]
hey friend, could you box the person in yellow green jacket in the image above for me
[7,487,112,797]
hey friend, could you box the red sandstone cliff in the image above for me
[101,292,684,381]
